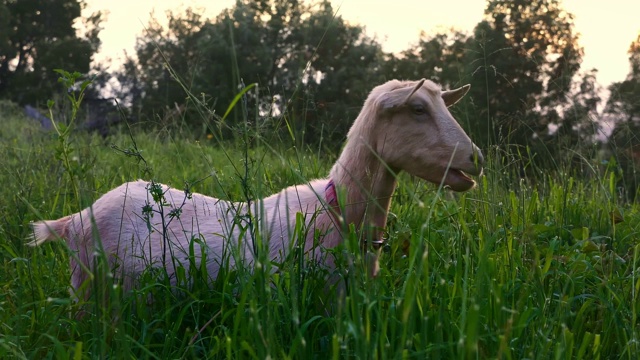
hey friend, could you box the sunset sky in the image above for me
[85,0,640,88]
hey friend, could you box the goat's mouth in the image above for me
[442,168,480,192]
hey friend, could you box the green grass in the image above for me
[1,95,639,359]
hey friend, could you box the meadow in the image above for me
[0,82,639,359]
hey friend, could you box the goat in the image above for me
[28,79,484,301]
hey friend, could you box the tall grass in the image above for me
[0,69,639,360]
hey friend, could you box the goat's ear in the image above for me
[378,79,426,111]
[442,84,470,107]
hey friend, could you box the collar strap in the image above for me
[325,179,340,214]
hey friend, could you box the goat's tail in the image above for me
[27,216,72,246]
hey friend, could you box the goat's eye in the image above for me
[412,105,426,115]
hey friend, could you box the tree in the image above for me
[286,1,385,143]
[383,31,470,87]
[606,34,640,201]
[607,34,640,123]
[464,0,585,150]
[544,69,601,171]
[377,0,591,166]
[115,9,210,123]
[117,0,385,145]
[0,0,102,105]
[117,2,304,132]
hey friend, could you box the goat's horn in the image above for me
[403,79,426,104]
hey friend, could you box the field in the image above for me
[0,92,639,359]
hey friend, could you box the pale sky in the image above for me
[85,0,640,88]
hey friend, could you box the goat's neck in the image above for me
[328,139,397,240]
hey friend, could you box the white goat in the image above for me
[29,79,484,301]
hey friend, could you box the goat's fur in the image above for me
[28,79,484,301]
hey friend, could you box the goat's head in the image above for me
[363,79,484,191]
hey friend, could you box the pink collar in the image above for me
[325,179,339,212]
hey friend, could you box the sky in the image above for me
[84,0,640,88]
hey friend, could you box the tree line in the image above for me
[1,0,639,197]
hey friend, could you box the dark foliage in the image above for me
[0,0,102,105]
